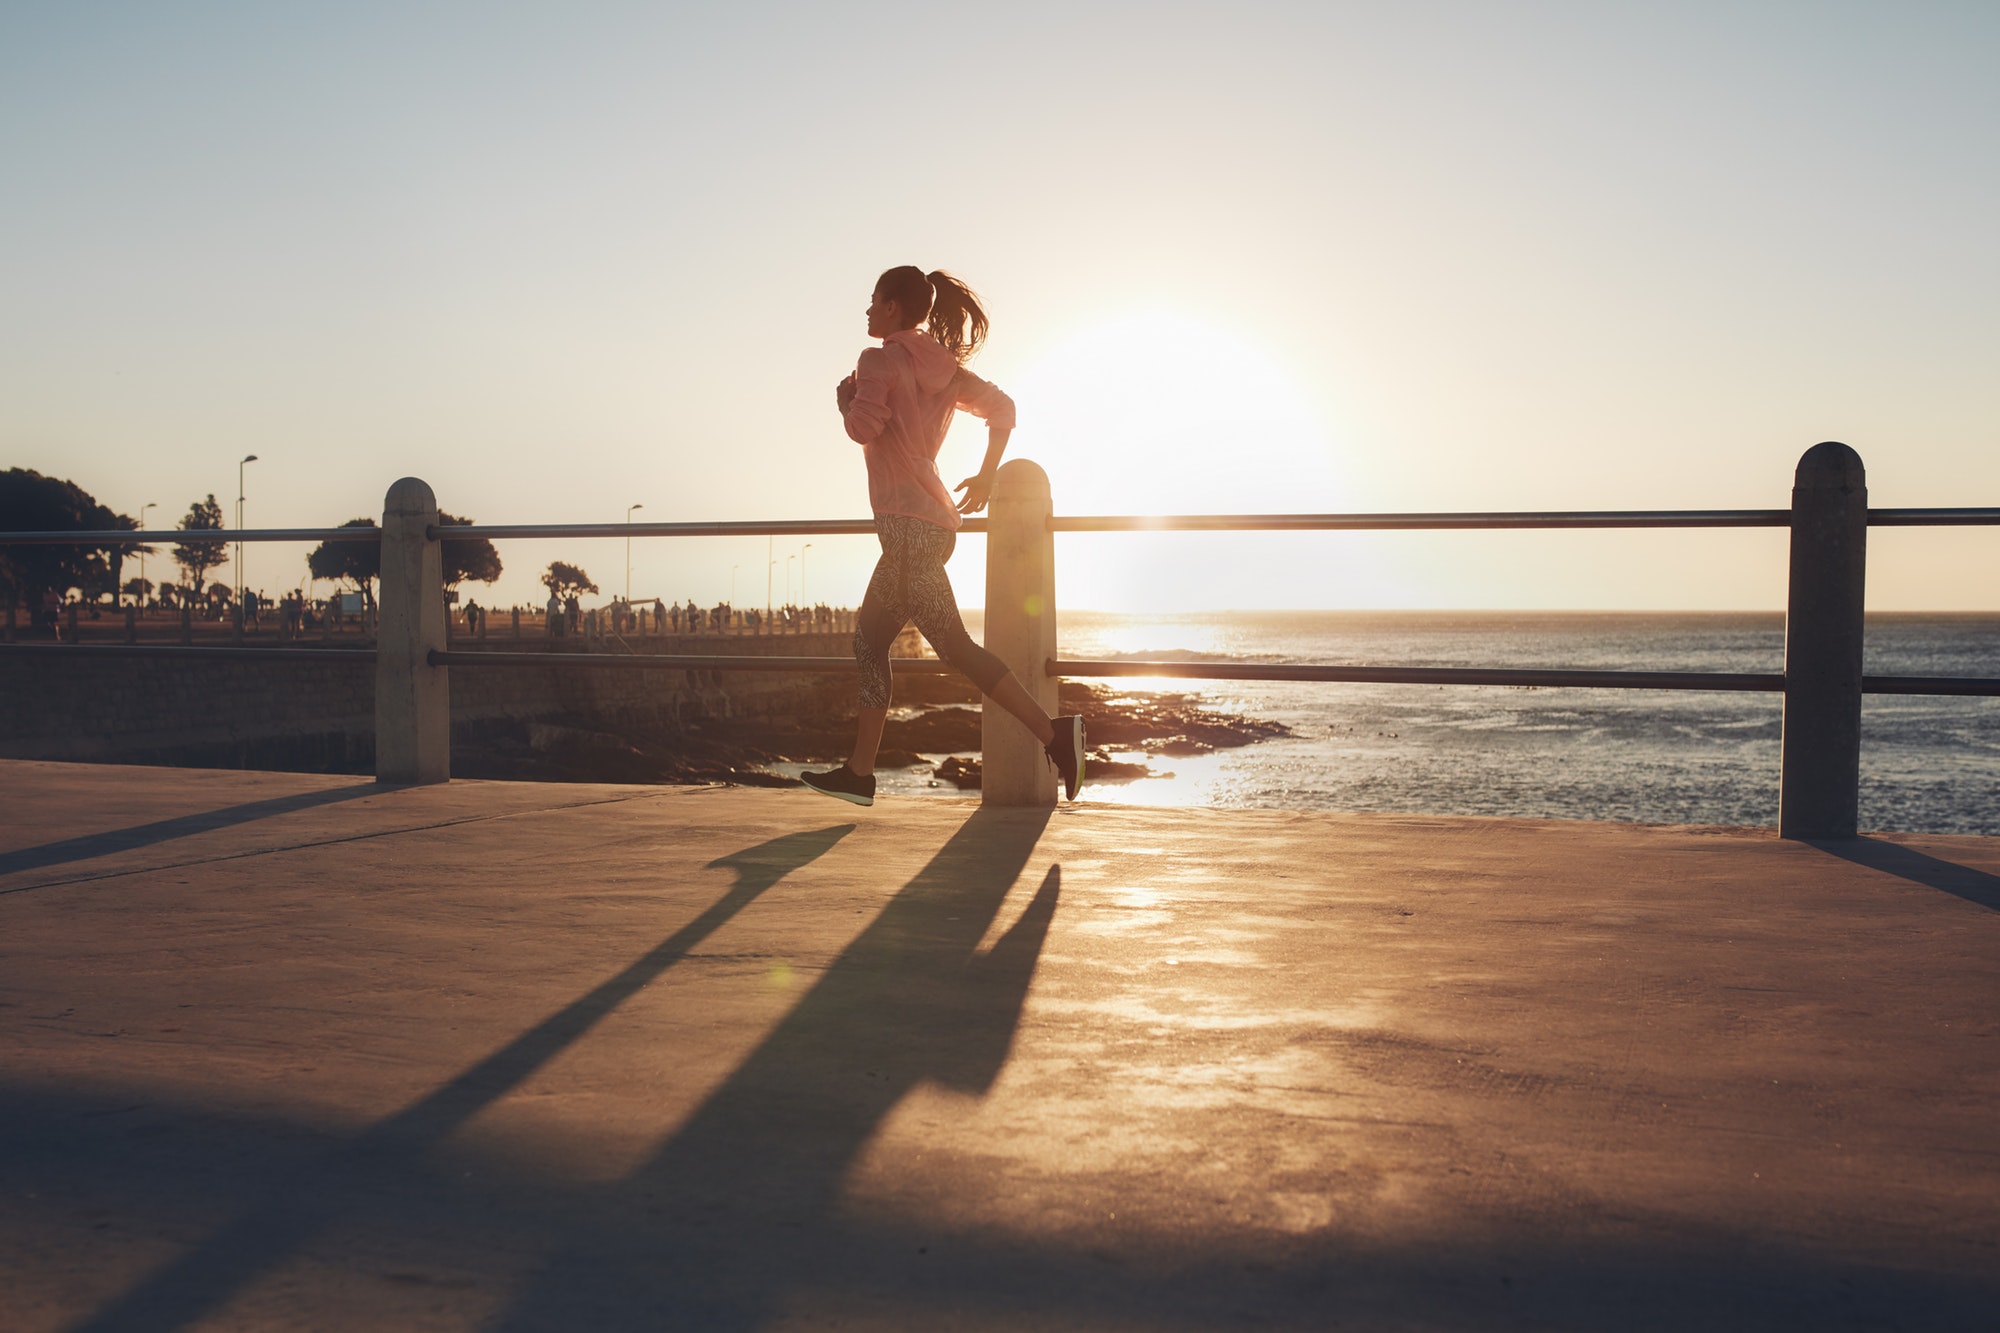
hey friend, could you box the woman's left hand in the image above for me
[954,473,994,514]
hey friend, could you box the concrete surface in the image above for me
[2,759,1996,1331]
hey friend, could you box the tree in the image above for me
[307,518,380,602]
[0,468,146,610]
[306,510,500,599]
[172,495,227,599]
[438,511,502,589]
[123,577,154,601]
[542,561,598,601]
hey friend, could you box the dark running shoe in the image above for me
[800,764,875,807]
[1046,715,1085,801]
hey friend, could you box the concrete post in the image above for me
[982,458,1058,806]
[1780,442,1867,838]
[375,477,450,785]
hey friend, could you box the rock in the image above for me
[461,682,1285,790]
[881,706,981,753]
[527,723,644,755]
[1086,757,1157,783]
[933,756,982,789]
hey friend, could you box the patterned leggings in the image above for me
[855,514,1011,709]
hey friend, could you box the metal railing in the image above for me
[3,504,1992,547]
[0,526,381,545]
[5,443,1997,829]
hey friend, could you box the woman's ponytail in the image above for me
[873,265,991,363]
[924,270,989,363]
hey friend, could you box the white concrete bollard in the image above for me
[982,459,1058,806]
[375,477,450,784]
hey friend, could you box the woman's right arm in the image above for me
[842,348,894,444]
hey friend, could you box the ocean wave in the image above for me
[1088,648,1287,663]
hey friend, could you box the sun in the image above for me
[1007,312,1347,516]
[953,311,1375,611]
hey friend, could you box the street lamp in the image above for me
[785,554,795,606]
[236,454,258,612]
[138,501,156,612]
[625,503,644,605]
[800,543,812,605]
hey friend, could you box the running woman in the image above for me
[800,266,1085,807]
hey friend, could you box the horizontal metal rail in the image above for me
[0,527,378,545]
[427,650,961,673]
[1862,674,2000,696]
[1867,508,2000,526]
[428,518,982,541]
[1051,507,2000,531]
[1053,658,2000,696]
[438,507,2000,537]
[433,508,2000,538]
[6,507,1999,547]
[1050,510,1790,532]
[6,643,1995,696]
[1053,659,1786,692]
[0,644,373,663]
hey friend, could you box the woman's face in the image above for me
[866,287,904,339]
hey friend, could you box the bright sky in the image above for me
[3,2,1995,612]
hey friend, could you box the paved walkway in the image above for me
[3,760,1996,1331]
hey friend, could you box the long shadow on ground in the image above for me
[28,813,1998,1330]
[63,822,855,1333]
[1810,836,2000,911]
[493,804,1058,1330]
[11,1075,1992,1332]
[0,781,378,882]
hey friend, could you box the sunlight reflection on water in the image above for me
[859,612,2000,833]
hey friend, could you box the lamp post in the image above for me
[236,454,258,612]
[139,501,156,612]
[801,543,812,605]
[625,503,644,605]
[786,554,795,606]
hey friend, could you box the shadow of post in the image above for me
[1807,836,2000,912]
[495,804,1059,1332]
[0,782,380,884]
[68,822,855,1333]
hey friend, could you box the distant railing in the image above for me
[6,443,1998,830]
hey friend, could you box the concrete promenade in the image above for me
[3,760,1996,1331]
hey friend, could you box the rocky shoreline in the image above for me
[453,678,1290,789]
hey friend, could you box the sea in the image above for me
[876,611,2000,835]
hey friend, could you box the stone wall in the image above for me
[0,635,873,773]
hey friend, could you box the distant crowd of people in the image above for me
[535,596,854,640]
[16,584,382,640]
[11,585,857,645]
